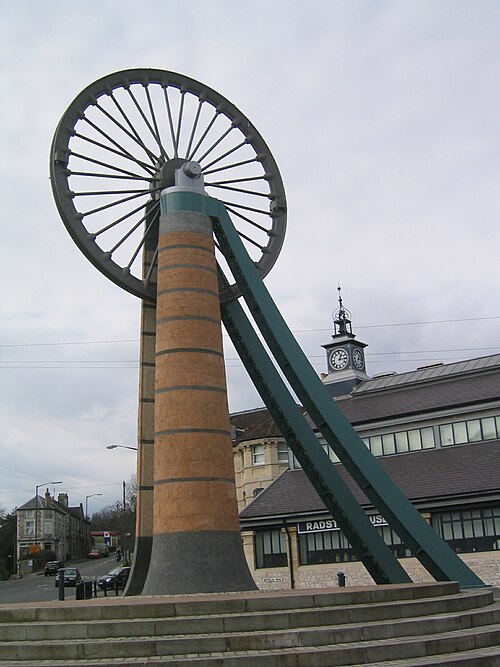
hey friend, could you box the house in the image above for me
[16,491,90,570]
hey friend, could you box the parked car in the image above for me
[87,549,101,559]
[44,561,64,576]
[55,567,81,587]
[97,566,131,590]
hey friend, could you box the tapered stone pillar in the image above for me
[141,202,256,595]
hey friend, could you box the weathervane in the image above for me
[333,284,353,336]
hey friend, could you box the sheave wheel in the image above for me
[50,68,287,302]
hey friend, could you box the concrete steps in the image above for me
[0,582,499,666]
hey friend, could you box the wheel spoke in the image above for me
[200,140,248,171]
[220,200,272,216]
[93,199,152,236]
[207,184,271,198]
[69,151,151,180]
[68,170,154,181]
[127,201,161,269]
[163,86,177,157]
[224,205,270,233]
[202,157,258,175]
[126,86,168,161]
[186,98,203,157]
[236,229,266,250]
[206,176,267,186]
[196,125,236,164]
[175,90,186,156]
[109,209,152,255]
[82,189,153,218]
[107,92,159,164]
[77,122,156,174]
[74,188,154,197]
[144,86,169,161]
[144,246,158,286]
[187,108,220,161]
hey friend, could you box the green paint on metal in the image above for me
[163,189,485,589]
[221,283,410,584]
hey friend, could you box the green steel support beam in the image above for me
[220,278,411,584]
[163,190,485,589]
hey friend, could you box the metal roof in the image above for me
[353,354,500,394]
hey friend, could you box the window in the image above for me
[440,416,500,447]
[467,420,482,442]
[253,488,263,498]
[254,530,287,568]
[252,444,264,465]
[408,429,422,451]
[370,436,383,456]
[382,434,396,455]
[25,520,34,535]
[432,507,500,553]
[453,422,467,444]
[298,521,410,565]
[482,417,497,440]
[364,426,436,457]
[299,528,351,564]
[322,443,339,463]
[277,441,289,463]
[421,427,435,449]
[395,431,409,453]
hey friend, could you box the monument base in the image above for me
[124,535,153,596]
[141,530,257,595]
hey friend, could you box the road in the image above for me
[0,557,123,605]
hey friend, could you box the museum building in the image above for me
[231,298,500,590]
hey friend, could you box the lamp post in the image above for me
[106,446,137,563]
[85,493,103,520]
[106,444,138,451]
[34,480,62,551]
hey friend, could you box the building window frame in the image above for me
[439,415,500,447]
[252,444,265,465]
[277,441,289,463]
[432,506,500,553]
[254,529,287,568]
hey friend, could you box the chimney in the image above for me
[44,489,51,507]
[58,493,69,507]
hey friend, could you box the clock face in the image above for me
[352,348,365,370]
[329,348,349,370]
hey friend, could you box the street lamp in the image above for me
[34,480,62,550]
[106,444,138,451]
[85,493,103,520]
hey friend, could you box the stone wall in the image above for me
[249,551,500,590]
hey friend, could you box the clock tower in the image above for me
[322,287,370,397]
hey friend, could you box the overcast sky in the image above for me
[1,1,498,515]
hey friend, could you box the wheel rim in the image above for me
[50,68,287,302]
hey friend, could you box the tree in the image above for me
[0,506,17,580]
[90,475,136,540]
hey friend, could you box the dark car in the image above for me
[55,567,82,587]
[44,561,64,576]
[97,566,131,590]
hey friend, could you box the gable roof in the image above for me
[239,439,500,522]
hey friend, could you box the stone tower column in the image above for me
[141,200,256,595]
